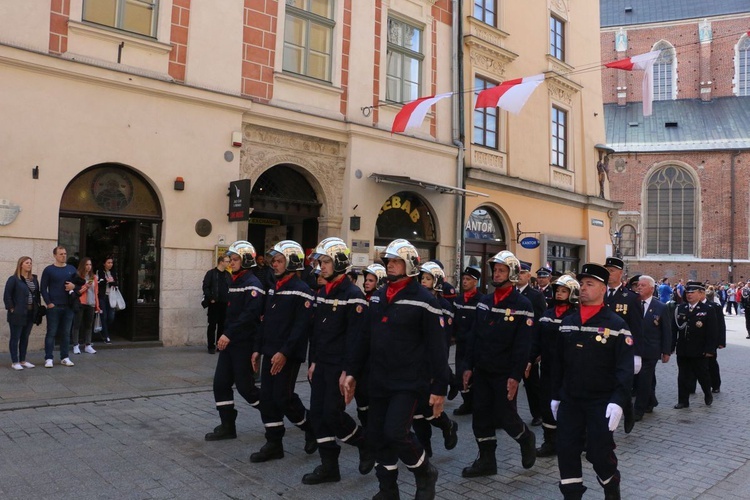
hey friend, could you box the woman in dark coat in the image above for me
[4,256,40,370]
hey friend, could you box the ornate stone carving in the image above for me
[550,167,574,192]
[473,150,506,175]
[548,84,573,105]
[240,125,346,224]
[469,51,506,78]
[549,0,569,19]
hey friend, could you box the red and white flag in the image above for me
[391,93,453,134]
[605,50,661,116]
[474,74,545,114]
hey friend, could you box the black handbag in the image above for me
[34,305,46,326]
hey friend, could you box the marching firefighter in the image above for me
[204,241,264,441]
[342,239,448,500]
[250,240,317,462]
[461,250,537,478]
[302,237,374,485]
[452,266,484,416]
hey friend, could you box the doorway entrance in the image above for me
[464,207,506,294]
[58,165,162,342]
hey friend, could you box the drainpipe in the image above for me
[729,150,739,282]
[452,0,465,285]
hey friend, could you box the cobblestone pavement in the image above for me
[1,316,750,499]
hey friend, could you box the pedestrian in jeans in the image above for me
[40,246,79,368]
[202,255,231,354]
[726,284,738,315]
[96,256,117,344]
[71,257,100,355]
[3,256,40,370]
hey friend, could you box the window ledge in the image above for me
[68,20,172,55]
[274,71,343,96]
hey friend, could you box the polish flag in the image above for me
[605,50,661,116]
[391,93,453,134]
[474,74,545,114]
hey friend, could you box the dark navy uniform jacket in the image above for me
[453,290,485,344]
[256,274,315,363]
[520,284,547,320]
[309,277,368,367]
[224,270,265,345]
[465,288,534,381]
[530,305,578,366]
[437,294,454,351]
[347,278,449,398]
[640,298,672,360]
[703,300,726,348]
[673,301,717,357]
[605,285,644,357]
[552,306,634,409]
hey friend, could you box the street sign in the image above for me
[228,179,251,222]
[520,236,540,249]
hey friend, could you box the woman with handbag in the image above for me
[71,258,100,354]
[96,256,117,344]
[3,256,40,370]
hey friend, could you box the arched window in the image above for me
[652,41,675,101]
[375,191,437,261]
[738,36,750,96]
[645,166,695,255]
[619,224,636,257]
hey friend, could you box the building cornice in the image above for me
[601,12,749,32]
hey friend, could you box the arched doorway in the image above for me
[58,164,162,341]
[375,191,438,262]
[464,207,506,293]
[248,165,321,255]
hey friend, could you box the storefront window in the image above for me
[375,191,437,258]
[547,242,580,274]
[464,207,505,293]
[137,222,159,303]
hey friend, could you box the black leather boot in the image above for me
[603,481,621,500]
[413,460,438,500]
[249,441,284,463]
[536,426,556,457]
[373,465,400,500]
[517,428,537,469]
[442,419,458,450]
[302,450,340,485]
[304,429,318,454]
[204,408,237,441]
[358,444,376,475]
[461,440,497,477]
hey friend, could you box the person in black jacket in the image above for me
[202,254,231,354]
[204,241,264,441]
[96,256,118,344]
[452,266,484,416]
[517,261,547,427]
[251,240,316,462]
[301,238,374,485]
[461,251,537,478]
[531,275,579,457]
[342,239,447,500]
[701,286,726,393]
[552,263,634,500]
[4,256,41,370]
[536,267,554,308]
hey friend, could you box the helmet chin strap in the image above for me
[324,271,344,283]
[492,279,510,288]
[387,274,407,283]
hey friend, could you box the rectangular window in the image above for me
[83,0,158,38]
[386,18,423,103]
[283,0,335,82]
[547,242,580,275]
[473,76,498,149]
[551,106,567,168]
[473,0,496,26]
[550,15,565,61]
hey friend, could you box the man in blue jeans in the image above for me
[40,246,79,368]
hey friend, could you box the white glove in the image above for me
[551,400,560,421]
[605,403,623,432]
[634,355,642,375]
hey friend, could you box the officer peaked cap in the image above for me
[685,281,705,292]
[627,274,642,288]
[604,257,624,270]
[519,261,532,272]
[576,263,610,284]
[461,266,481,281]
[536,267,552,277]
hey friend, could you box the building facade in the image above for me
[600,0,750,282]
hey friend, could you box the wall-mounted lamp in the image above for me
[32,166,39,179]
[174,177,185,191]
[231,131,242,147]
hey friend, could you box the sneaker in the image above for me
[60,358,75,367]
[44,359,53,368]
[84,345,97,354]
[11,363,23,371]
[20,361,35,369]
[73,345,81,354]
[105,337,112,344]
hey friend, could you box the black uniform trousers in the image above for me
[708,356,721,391]
[539,363,556,429]
[309,361,363,455]
[557,397,619,497]
[523,362,542,419]
[412,397,452,447]
[633,357,659,414]
[367,390,425,471]
[206,302,227,350]
[213,341,259,416]
[472,368,526,440]
[259,355,309,442]
[745,310,750,334]
[354,364,370,427]
[677,355,712,405]
[455,341,473,404]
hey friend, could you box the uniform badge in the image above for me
[305,301,311,308]
[625,337,633,346]
[653,317,660,326]
[596,335,602,342]
[439,317,445,327]
[448,318,453,325]
[332,299,338,311]
[355,305,363,314]
[251,290,257,297]
[526,318,533,326]
[696,321,703,328]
